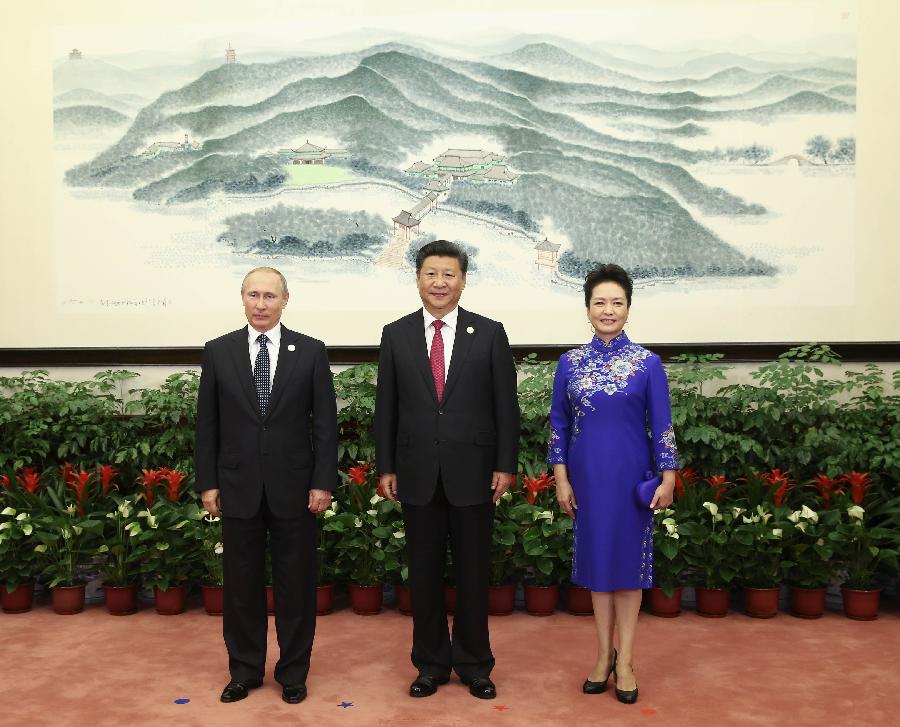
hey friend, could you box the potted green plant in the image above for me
[316,501,342,615]
[132,470,203,615]
[325,465,387,614]
[829,494,900,620]
[650,507,688,617]
[0,504,40,613]
[731,503,792,617]
[97,495,144,615]
[195,512,224,615]
[679,500,740,617]
[512,487,572,616]
[32,468,103,614]
[489,490,519,616]
[0,467,44,613]
[784,503,837,618]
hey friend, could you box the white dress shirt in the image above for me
[423,307,458,381]
[248,322,281,389]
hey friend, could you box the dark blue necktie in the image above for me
[254,334,270,417]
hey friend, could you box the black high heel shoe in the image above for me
[614,661,639,704]
[582,648,617,694]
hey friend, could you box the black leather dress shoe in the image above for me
[282,684,307,704]
[220,680,262,703]
[465,677,497,700]
[583,648,617,694]
[409,675,449,698]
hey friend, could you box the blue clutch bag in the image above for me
[636,471,662,509]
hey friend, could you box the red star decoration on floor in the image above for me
[493,705,510,711]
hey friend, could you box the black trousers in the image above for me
[222,492,317,686]
[402,480,495,681]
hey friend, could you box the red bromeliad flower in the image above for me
[674,467,699,500]
[0,474,9,490]
[16,467,42,494]
[98,464,118,497]
[137,468,165,506]
[841,471,871,506]
[66,469,94,516]
[812,474,839,509]
[60,462,73,487]
[761,468,794,506]
[522,472,556,505]
[348,463,372,486]
[162,469,187,502]
[705,474,731,502]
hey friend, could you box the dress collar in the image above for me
[590,330,630,352]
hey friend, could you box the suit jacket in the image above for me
[194,325,338,519]
[375,307,520,507]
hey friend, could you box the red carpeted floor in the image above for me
[2,594,898,727]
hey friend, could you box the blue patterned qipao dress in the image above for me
[548,332,680,592]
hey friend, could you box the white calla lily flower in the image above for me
[772,528,783,538]
[794,522,808,533]
[354,517,362,528]
[370,494,384,505]
[787,511,800,523]
[1,507,16,516]
[214,542,224,555]
[847,505,864,521]
[393,530,405,539]
[366,509,378,517]
[800,505,818,523]
[702,502,718,518]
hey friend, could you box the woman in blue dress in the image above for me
[548,264,679,705]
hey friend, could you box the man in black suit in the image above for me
[375,240,520,700]
[194,266,337,705]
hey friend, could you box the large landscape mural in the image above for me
[51,3,857,344]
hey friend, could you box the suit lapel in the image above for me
[228,327,261,419]
[404,311,439,405]
[442,307,475,404]
[267,327,300,418]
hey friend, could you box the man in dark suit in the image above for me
[375,240,520,700]
[194,266,337,705]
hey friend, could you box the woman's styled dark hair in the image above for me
[583,263,633,307]
[415,239,469,274]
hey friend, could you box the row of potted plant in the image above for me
[3,460,897,620]
[650,468,899,620]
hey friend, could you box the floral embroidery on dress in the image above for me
[656,423,680,471]
[562,335,652,446]
[640,518,654,588]
[548,427,564,464]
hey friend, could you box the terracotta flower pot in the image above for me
[695,587,730,617]
[524,584,559,616]
[566,585,594,615]
[104,584,138,615]
[648,586,683,618]
[1,582,34,613]
[266,584,275,615]
[445,584,457,614]
[350,583,383,615]
[52,584,86,615]
[488,584,515,616]
[316,584,335,615]
[154,585,186,615]
[201,585,224,615]
[841,587,881,620]
[744,586,780,618]
[396,584,412,615]
[790,586,826,619]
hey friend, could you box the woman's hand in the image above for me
[556,479,578,518]
[649,471,677,510]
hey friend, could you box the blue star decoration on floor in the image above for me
[337,701,353,708]
[174,698,190,705]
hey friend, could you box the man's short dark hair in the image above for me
[415,239,469,274]
[583,263,633,307]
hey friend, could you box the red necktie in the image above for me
[430,320,445,401]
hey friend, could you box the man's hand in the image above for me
[308,489,332,513]
[379,473,398,502]
[491,471,515,503]
[201,489,221,518]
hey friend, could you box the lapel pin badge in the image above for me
[466,326,475,334]
[287,344,296,351]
